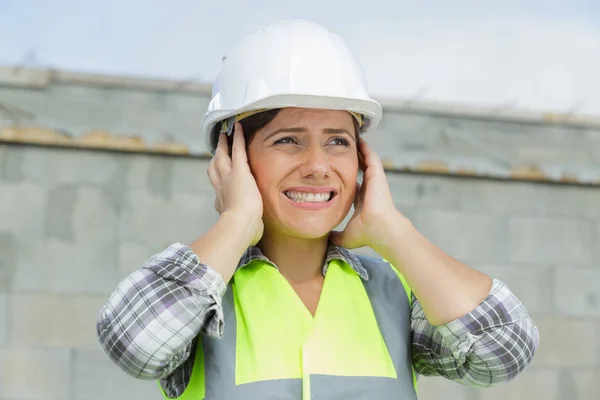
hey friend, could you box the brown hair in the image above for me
[238,109,282,145]
[209,109,281,153]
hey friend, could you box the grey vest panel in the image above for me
[310,375,412,400]
[202,255,417,399]
[356,255,417,400]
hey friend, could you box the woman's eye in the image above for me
[330,137,350,147]
[274,136,297,145]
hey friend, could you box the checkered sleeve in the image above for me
[96,243,227,381]
[411,278,539,387]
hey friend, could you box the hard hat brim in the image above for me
[202,93,382,154]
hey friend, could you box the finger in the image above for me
[358,139,383,170]
[207,157,216,175]
[208,164,223,213]
[231,122,248,166]
[358,139,376,164]
[357,146,367,172]
[207,162,221,190]
[215,131,232,169]
[214,196,222,214]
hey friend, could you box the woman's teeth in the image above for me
[284,191,332,203]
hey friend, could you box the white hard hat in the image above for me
[202,19,383,153]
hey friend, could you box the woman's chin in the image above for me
[263,206,350,241]
[278,219,338,240]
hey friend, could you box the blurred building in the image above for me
[0,66,599,400]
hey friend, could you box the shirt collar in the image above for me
[236,243,369,280]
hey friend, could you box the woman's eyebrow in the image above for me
[324,128,352,135]
[264,127,306,140]
[264,127,354,140]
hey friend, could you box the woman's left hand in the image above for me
[329,139,407,250]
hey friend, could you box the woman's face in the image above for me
[247,108,359,240]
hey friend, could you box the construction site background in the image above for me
[0,66,599,400]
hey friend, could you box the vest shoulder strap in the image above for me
[355,254,412,305]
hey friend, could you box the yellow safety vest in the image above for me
[160,255,418,399]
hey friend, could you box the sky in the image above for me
[1,0,600,114]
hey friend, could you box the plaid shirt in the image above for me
[96,243,539,398]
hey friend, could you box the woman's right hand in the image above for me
[207,122,264,246]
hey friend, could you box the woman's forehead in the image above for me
[267,108,355,128]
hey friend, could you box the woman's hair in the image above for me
[239,109,282,145]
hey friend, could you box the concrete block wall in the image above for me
[1,66,600,184]
[1,143,599,400]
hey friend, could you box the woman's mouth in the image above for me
[283,190,336,203]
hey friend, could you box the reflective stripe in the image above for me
[167,255,417,399]
[203,286,236,398]
[310,375,412,399]
[386,258,419,389]
[357,255,418,399]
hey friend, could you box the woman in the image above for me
[97,19,539,399]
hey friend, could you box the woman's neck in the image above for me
[257,230,329,283]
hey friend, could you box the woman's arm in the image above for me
[373,212,492,326]
[376,213,539,386]
[96,213,254,381]
[97,126,261,383]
